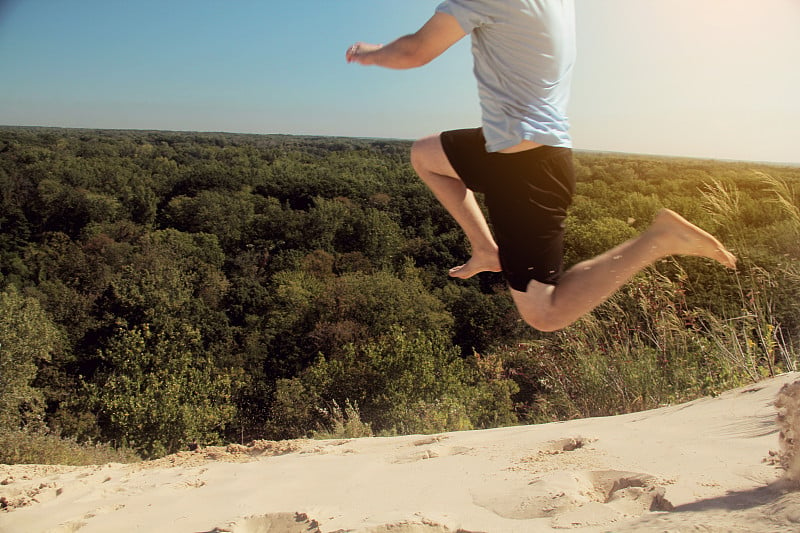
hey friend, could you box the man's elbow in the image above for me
[401,52,434,69]
[392,36,437,69]
[388,12,462,69]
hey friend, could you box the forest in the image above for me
[1,126,799,461]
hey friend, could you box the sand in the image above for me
[2,372,800,533]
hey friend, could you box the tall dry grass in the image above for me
[502,173,798,423]
[0,427,140,465]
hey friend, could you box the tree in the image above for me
[162,190,256,253]
[88,321,238,458]
[0,286,62,429]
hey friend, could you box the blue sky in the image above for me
[1,0,798,163]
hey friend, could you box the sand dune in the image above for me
[2,373,800,533]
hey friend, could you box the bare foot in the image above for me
[653,209,737,269]
[449,252,502,279]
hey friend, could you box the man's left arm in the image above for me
[346,12,466,69]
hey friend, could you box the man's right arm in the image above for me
[346,12,466,69]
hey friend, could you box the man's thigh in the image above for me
[411,133,461,180]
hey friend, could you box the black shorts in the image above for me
[440,128,575,291]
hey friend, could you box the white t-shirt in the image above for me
[436,0,576,152]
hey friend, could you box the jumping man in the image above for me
[346,0,736,332]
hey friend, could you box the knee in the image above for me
[409,135,440,177]
[518,308,565,332]
[511,286,566,332]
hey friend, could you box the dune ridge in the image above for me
[2,373,800,533]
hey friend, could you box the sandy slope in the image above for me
[2,373,800,533]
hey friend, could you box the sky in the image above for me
[1,0,798,164]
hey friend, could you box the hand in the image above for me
[346,42,383,64]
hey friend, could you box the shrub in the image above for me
[268,327,518,438]
[312,400,373,440]
[0,427,139,465]
[87,322,239,458]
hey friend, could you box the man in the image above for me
[346,0,736,332]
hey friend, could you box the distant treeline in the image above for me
[1,127,798,459]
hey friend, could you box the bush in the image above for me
[312,400,373,440]
[268,327,518,438]
[0,427,139,465]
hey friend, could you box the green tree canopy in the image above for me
[0,285,62,429]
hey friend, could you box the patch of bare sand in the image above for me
[2,373,800,533]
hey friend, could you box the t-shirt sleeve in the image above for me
[436,0,492,34]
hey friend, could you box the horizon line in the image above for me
[2,123,798,168]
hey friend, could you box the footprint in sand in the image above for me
[42,520,88,533]
[412,435,447,447]
[212,512,322,533]
[392,436,472,464]
[472,469,673,528]
[542,436,596,453]
[82,503,126,519]
[511,436,600,475]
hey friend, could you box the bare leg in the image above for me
[512,209,737,332]
[410,134,501,278]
